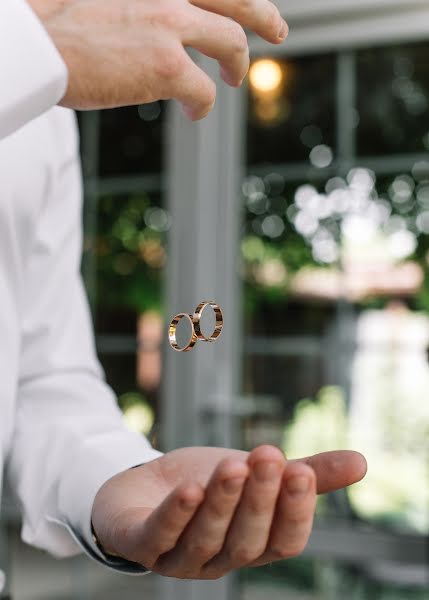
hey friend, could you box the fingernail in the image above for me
[220,66,231,85]
[182,105,196,121]
[278,20,288,40]
[286,476,309,496]
[254,461,281,482]
[220,66,241,88]
[223,476,246,494]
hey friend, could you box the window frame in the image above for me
[280,0,428,20]
[250,1,429,56]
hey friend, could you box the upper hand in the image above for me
[92,445,367,579]
[29,0,289,119]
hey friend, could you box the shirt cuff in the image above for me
[0,0,68,139]
[55,430,163,571]
[47,518,152,575]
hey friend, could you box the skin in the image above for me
[92,445,367,579]
[28,0,289,119]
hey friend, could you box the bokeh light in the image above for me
[249,59,283,95]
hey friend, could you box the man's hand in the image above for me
[28,0,288,119]
[92,446,367,579]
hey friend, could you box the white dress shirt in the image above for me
[0,0,162,580]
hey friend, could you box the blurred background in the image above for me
[1,0,429,598]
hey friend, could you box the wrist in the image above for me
[91,521,122,559]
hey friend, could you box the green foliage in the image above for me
[282,386,348,457]
[284,379,429,533]
[242,170,429,317]
[89,175,429,320]
[86,192,166,315]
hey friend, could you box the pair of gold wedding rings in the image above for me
[168,301,224,352]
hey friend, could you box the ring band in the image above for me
[168,313,198,352]
[192,301,224,342]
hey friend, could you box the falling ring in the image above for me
[168,313,198,352]
[192,301,224,342]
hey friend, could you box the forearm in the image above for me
[7,369,161,558]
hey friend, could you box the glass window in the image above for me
[357,43,429,156]
[99,104,165,176]
[92,191,167,332]
[247,54,336,166]
[240,44,429,600]
[80,106,166,456]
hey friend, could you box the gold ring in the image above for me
[192,301,224,342]
[168,313,197,352]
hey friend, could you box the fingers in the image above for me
[190,0,288,44]
[250,462,316,566]
[203,445,285,577]
[183,7,249,86]
[295,450,368,495]
[121,482,204,568]
[157,46,216,120]
[155,457,249,577]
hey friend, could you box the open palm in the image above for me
[92,445,366,579]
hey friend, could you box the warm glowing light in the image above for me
[249,59,283,94]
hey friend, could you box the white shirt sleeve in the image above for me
[0,0,68,140]
[6,111,162,568]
